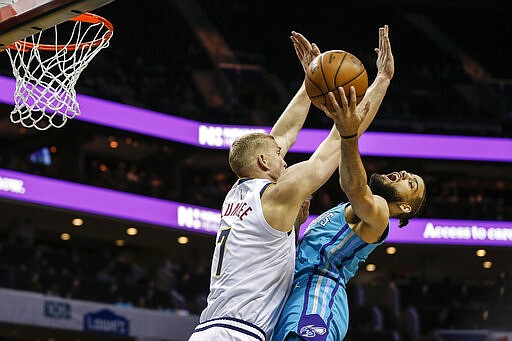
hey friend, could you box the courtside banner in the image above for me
[1,76,511,162]
[1,168,511,246]
[0,288,198,340]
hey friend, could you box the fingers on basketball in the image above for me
[305,50,368,111]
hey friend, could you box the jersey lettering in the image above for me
[221,201,253,221]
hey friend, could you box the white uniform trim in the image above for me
[193,317,266,341]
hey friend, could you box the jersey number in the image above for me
[215,228,231,277]
[319,212,334,226]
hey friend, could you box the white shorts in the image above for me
[188,317,266,341]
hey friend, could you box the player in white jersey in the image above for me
[195,177,296,341]
[189,27,395,341]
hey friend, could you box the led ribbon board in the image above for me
[1,76,511,161]
[1,168,511,246]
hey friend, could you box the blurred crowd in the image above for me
[0,222,210,315]
[69,0,512,138]
[1,146,511,221]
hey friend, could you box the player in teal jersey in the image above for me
[272,26,427,341]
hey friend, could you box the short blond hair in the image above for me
[229,133,274,178]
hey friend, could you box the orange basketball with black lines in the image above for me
[305,50,368,110]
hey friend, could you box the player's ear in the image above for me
[398,202,412,214]
[257,154,269,171]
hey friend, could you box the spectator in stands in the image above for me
[8,215,34,248]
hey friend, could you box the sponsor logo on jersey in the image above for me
[299,324,327,338]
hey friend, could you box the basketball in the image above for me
[305,50,368,110]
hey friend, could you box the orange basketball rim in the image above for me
[8,12,113,52]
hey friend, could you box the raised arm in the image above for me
[263,27,392,231]
[270,32,320,157]
[262,89,369,231]
[271,25,393,199]
[270,83,311,157]
[356,25,394,136]
[325,86,389,235]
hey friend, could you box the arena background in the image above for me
[0,0,511,340]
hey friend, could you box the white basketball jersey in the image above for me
[200,178,296,336]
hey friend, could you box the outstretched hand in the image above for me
[320,87,370,139]
[375,25,394,80]
[290,31,321,73]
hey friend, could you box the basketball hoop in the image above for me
[5,12,113,130]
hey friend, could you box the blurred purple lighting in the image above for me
[1,75,511,162]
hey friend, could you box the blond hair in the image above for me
[229,133,273,178]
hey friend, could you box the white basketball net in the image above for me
[5,14,112,130]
